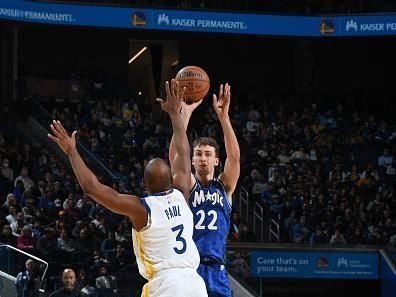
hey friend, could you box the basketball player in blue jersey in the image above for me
[169,83,240,297]
[48,79,207,297]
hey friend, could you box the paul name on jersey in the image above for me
[164,205,181,220]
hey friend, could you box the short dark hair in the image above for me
[192,137,219,157]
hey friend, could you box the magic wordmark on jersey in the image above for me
[191,188,224,208]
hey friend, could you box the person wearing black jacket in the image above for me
[49,268,84,297]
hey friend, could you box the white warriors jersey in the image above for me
[132,188,200,280]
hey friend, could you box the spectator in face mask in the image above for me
[1,158,14,182]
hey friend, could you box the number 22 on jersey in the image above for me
[195,210,218,230]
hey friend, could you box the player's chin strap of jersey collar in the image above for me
[200,256,225,266]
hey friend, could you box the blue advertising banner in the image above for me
[337,16,396,36]
[2,0,396,37]
[251,251,378,279]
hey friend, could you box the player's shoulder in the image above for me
[213,176,226,190]
[144,188,176,199]
[145,188,184,204]
[214,176,233,207]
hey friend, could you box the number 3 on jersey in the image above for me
[195,210,218,230]
[171,224,186,254]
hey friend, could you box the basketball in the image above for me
[175,66,210,104]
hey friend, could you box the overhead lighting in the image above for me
[128,46,147,64]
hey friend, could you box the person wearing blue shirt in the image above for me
[169,83,240,297]
[15,259,38,297]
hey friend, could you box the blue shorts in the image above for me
[197,263,232,297]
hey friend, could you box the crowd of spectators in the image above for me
[232,95,396,246]
[0,103,143,296]
[1,74,396,294]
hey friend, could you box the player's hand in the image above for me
[156,79,186,116]
[48,120,77,156]
[213,83,231,120]
[181,98,203,116]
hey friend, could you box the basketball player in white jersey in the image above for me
[48,79,207,297]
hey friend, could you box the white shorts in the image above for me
[141,268,207,297]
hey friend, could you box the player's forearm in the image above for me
[170,113,190,164]
[169,110,192,163]
[180,109,193,129]
[219,115,240,162]
[68,148,100,196]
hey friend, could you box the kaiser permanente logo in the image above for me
[156,13,246,30]
[337,257,349,268]
[345,19,396,32]
[346,20,358,32]
[158,14,169,25]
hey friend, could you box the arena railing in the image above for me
[237,186,249,225]
[253,202,264,242]
[269,218,280,243]
[234,186,268,243]
[0,244,48,296]
[379,249,396,297]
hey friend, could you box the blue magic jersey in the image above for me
[188,177,231,263]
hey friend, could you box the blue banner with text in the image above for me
[2,0,396,37]
[251,251,378,279]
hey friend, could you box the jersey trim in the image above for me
[200,256,225,266]
[216,177,232,207]
[150,188,174,196]
[189,181,199,197]
[142,283,149,297]
[139,198,152,231]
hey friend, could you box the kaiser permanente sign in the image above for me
[2,0,396,37]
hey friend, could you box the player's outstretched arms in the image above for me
[213,83,240,199]
[157,79,191,199]
[48,120,147,230]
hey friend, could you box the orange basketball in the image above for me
[175,66,210,104]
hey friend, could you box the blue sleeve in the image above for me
[15,272,22,287]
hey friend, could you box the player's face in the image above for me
[192,145,219,176]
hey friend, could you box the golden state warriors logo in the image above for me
[319,19,335,34]
[131,12,147,26]
[316,257,329,268]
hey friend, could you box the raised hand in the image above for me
[48,120,77,155]
[156,79,186,116]
[213,83,231,119]
[181,98,203,116]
